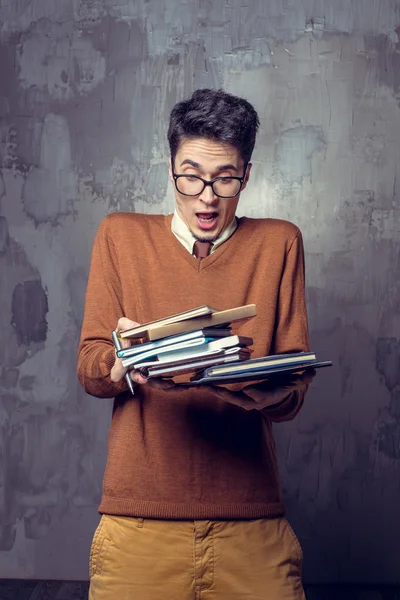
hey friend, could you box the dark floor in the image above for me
[0,581,88,600]
[1,581,400,599]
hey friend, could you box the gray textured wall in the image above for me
[0,0,399,584]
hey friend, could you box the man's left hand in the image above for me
[201,369,316,411]
[144,368,315,412]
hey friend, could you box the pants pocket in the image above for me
[89,516,111,579]
[283,518,304,563]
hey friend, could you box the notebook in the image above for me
[203,351,317,376]
[187,357,332,386]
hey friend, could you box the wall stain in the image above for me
[0,236,46,369]
[0,368,19,389]
[273,125,326,187]
[0,215,9,253]
[376,337,400,392]
[11,280,49,346]
[364,33,400,106]
[21,113,78,226]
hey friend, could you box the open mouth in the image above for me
[196,212,219,229]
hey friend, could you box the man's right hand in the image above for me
[110,317,149,386]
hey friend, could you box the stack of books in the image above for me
[117,304,333,385]
[117,304,257,378]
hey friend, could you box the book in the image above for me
[116,328,232,360]
[119,304,257,342]
[118,305,218,339]
[188,358,333,386]
[121,335,253,369]
[135,346,252,372]
[204,351,316,377]
[141,348,251,378]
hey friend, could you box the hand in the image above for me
[145,377,190,392]
[206,369,316,411]
[110,317,148,386]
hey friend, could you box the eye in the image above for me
[184,175,200,182]
[218,178,234,185]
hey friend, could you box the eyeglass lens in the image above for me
[176,176,241,197]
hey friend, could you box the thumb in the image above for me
[117,317,140,332]
[116,317,141,349]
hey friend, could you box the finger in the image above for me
[116,317,140,331]
[298,368,316,385]
[146,377,176,390]
[241,377,309,405]
[129,370,149,385]
[116,318,141,349]
[244,372,311,397]
[275,368,316,386]
[146,378,191,393]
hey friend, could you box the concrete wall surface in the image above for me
[0,0,399,583]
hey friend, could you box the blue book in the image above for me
[117,327,232,359]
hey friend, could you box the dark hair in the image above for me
[168,88,260,164]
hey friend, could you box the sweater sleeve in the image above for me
[77,216,129,399]
[262,229,310,422]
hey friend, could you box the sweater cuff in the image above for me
[85,345,129,399]
[102,346,118,372]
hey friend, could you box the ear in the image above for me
[241,162,252,191]
[168,157,174,184]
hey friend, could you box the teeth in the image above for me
[198,215,216,221]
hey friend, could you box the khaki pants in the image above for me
[89,515,305,600]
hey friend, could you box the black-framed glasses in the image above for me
[172,163,248,199]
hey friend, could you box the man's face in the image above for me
[169,138,251,242]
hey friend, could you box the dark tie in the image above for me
[193,240,212,259]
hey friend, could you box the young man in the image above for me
[78,89,313,600]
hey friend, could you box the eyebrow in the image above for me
[179,159,239,172]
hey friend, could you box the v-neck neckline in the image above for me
[164,213,242,272]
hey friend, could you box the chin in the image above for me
[191,227,219,243]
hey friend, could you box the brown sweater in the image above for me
[77,212,310,519]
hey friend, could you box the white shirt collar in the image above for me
[171,210,238,255]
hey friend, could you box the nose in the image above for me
[198,183,218,205]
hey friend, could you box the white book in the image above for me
[117,328,231,360]
[121,337,207,368]
[156,335,252,363]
